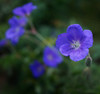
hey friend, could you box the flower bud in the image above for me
[85,56,92,67]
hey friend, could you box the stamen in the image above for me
[48,54,53,60]
[16,27,20,32]
[71,41,80,49]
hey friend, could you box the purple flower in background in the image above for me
[10,37,19,45]
[6,27,25,44]
[0,39,8,47]
[30,60,45,78]
[43,46,63,67]
[56,24,93,62]
[13,2,37,16]
[8,16,27,27]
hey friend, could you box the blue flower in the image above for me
[5,27,25,45]
[8,16,27,27]
[29,60,45,78]
[13,2,37,16]
[43,46,63,67]
[0,39,8,47]
[56,24,93,62]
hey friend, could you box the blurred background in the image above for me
[0,0,100,94]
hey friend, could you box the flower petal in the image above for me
[59,44,73,56]
[22,2,37,16]
[30,60,45,78]
[66,24,84,41]
[11,36,19,45]
[8,16,19,27]
[82,30,93,48]
[43,58,58,67]
[0,39,7,46]
[17,27,25,36]
[56,33,71,49]
[6,27,25,39]
[19,17,27,27]
[43,47,63,67]
[70,48,89,62]
[6,28,16,39]
[13,7,25,16]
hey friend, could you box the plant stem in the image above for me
[23,35,41,46]
[28,17,52,48]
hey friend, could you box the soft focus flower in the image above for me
[29,60,45,78]
[6,27,25,45]
[0,39,8,47]
[10,37,19,45]
[56,24,93,62]
[43,46,63,67]
[8,16,27,27]
[13,2,37,16]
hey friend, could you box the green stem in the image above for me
[35,32,52,47]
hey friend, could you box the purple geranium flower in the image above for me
[6,27,25,44]
[29,60,45,78]
[0,39,8,47]
[43,46,63,67]
[56,24,93,62]
[8,16,27,27]
[13,2,37,16]
[10,37,19,45]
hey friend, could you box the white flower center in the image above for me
[16,27,20,32]
[48,54,53,60]
[37,67,42,72]
[71,41,80,49]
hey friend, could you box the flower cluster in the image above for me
[56,24,93,62]
[5,2,37,45]
[29,46,63,78]
[3,2,94,79]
